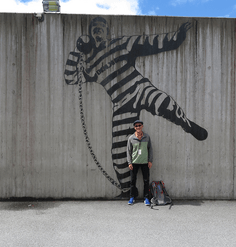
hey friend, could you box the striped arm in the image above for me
[64,48,85,85]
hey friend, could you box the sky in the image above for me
[0,0,236,18]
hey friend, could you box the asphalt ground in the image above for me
[0,200,235,247]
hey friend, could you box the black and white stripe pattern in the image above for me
[65,27,208,192]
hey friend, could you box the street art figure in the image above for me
[64,17,208,196]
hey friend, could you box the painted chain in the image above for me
[77,53,122,190]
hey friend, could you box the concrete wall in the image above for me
[0,13,235,199]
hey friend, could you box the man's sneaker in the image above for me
[144,198,150,206]
[128,197,135,205]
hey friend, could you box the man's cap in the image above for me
[133,120,143,126]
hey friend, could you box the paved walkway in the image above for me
[0,200,235,247]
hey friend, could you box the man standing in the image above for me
[127,120,153,206]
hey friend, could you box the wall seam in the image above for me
[233,19,236,199]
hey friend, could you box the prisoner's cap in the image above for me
[133,120,143,126]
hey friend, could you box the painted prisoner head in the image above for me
[89,17,109,48]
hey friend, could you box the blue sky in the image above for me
[140,0,236,18]
[0,0,236,18]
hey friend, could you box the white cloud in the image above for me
[171,0,188,7]
[62,0,140,15]
[146,7,159,16]
[0,0,140,15]
[147,10,156,15]
[171,0,210,7]
[0,0,42,13]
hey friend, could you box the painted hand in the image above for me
[179,22,192,33]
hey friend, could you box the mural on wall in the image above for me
[64,17,208,197]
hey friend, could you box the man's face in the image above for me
[134,123,143,133]
[91,21,107,47]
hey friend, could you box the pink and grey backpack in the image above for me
[149,181,173,209]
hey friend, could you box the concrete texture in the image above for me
[0,200,235,247]
[0,13,235,199]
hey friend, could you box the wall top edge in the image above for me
[0,12,235,20]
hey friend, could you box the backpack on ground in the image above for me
[149,181,173,209]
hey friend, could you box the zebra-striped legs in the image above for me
[134,83,208,141]
[111,113,138,192]
[110,82,207,193]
